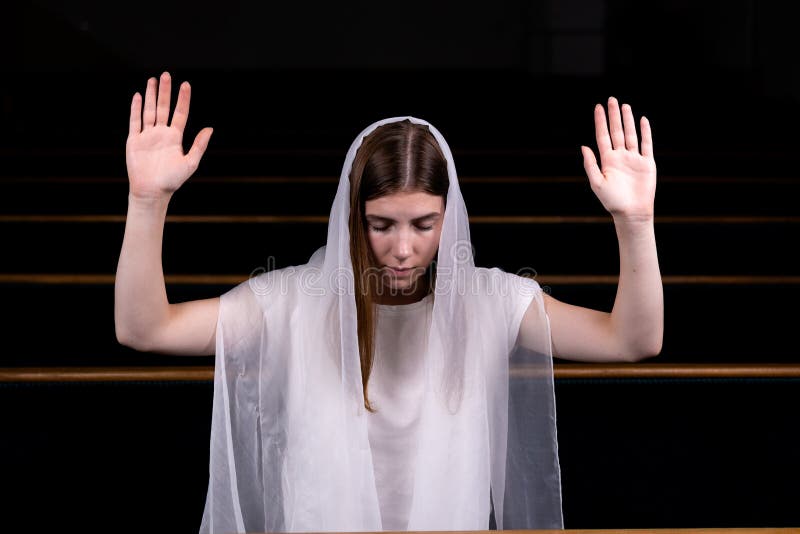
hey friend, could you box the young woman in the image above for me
[115,72,663,533]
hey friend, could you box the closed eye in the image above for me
[369,224,433,232]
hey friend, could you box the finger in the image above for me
[171,81,191,133]
[143,77,157,128]
[608,96,625,149]
[622,103,639,151]
[156,72,171,126]
[129,92,142,136]
[640,116,654,157]
[594,103,612,155]
[186,127,214,174]
[581,146,604,189]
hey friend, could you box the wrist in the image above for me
[613,213,656,243]
[128,191,172,213]
[129,190,172,204]
[612,212,654,226]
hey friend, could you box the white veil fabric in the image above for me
[199,117,563,533]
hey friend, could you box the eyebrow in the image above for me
[364,212,441,223]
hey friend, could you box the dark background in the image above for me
[4,0,800,175]
[2,1,799,532]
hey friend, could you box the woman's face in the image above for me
[364,190,445,300]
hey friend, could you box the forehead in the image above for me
[364,191,444,217]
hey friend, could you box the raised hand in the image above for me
[581,97,656,221]
[126,72,213,200]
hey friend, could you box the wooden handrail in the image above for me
[3,273,800,285]
[1,145,797,157]
[406,530,797,534]
[2,175,799,184]
[1,364,799,383]
[0,367,214,382]
[2,214,800,224]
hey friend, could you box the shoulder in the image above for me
[469,267,545,348]
[221,263,314,318]
[471,267,542,300]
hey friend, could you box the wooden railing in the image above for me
[4,274,800,285]
[2,364,799,383]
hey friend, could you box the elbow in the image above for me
[114,304,160,352]
[626,338,663,362]
[115,323,152,352]
[115,317,130,347]
[114,304,136,349]
[115,324,137,350]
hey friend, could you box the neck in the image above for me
[375,279,431,305]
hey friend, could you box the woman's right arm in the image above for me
[114,72,218,356]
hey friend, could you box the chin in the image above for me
[383,280,412,291]
[381,275,423,294]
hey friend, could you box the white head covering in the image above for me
[199,116,563,533]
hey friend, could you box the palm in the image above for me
[581,97,656,219]
[127,126,192,193]
[126,72,213,199]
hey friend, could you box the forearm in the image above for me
[609,214,664,359]
[114,193,173,349]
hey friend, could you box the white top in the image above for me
[202,112,562,534]
[368,293,434,531]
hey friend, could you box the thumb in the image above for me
[581,145,604,189]
[186,127,213,174]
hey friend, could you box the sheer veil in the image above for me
[199,117,563,533]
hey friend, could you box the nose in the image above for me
[392,229,413,263]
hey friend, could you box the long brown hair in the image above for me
[348,119,449,412]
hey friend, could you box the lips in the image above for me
[387,266,414,276]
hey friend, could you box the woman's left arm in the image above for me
[520,96,663,362]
